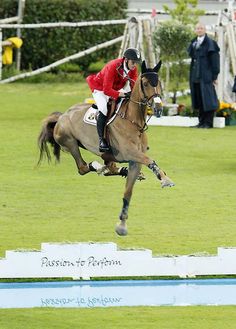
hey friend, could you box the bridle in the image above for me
[139,72,162,107]
[116,62,162,107]
[116,66,163,133]
[126,72,162,109]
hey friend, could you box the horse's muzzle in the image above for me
[153,96,163,118]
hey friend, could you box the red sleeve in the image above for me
[102,63,120,100]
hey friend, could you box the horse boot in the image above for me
[97,111,110,152]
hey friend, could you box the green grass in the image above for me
[0,307,236,329]
[0,82,236,327]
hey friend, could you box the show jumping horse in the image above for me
[37,60,175,236]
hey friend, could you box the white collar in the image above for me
[197,35,205,43]
[123,61,130,75]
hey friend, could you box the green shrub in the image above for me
[1,0,127,73]
[87,60,106,74]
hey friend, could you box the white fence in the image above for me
[1,6,236,104]
[0,19,127,83]
[0,36,124,84]
[0,0,25,77]
[0,242,236,279]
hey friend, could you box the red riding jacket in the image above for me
[86,58,138,100]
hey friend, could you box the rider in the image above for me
[86,47,141,152]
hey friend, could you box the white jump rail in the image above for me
[0,242,236,279]
[0,19,127,29]
[0,36,123,84]
[0,19,127,82]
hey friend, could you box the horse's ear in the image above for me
[141,60,147,74]
[154,60,162,73]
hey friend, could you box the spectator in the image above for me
[188,23,220,128]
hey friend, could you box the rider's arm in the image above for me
[102,63,120,100]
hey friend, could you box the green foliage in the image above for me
[153,21,193,62]
[88,60,106,73]
[163,0,205,26]
[153,21,192,99]
[2,63,84,82]
[0,0,127,72]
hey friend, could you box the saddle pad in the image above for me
[83,106,97,126]
[83,98,124,126]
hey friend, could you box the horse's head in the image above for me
[140,60,163,117]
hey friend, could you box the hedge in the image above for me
[0,0,128,72]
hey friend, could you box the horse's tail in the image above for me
[37,111,63,165]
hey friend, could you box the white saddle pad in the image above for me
[83,106,97,126]
[83,99,124,126]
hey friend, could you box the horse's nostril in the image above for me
[155,106,163,118]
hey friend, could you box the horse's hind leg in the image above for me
[54,128,90,175]
[115,161,141,236]
[69,144,90,175]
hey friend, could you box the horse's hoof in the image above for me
[161,179,175,188]
[115,222,128,236]
[137,172,146,181]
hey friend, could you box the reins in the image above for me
[115,70,162,134]
[116,102,148,133]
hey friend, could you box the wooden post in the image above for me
[128,17,138,48]
[217,24,224,100]
[137,19,144,60]
[145,19,155,67]
[226,23,236,75]
[0,29,2,80]
[16,0,26,71]
[119,22,129,57]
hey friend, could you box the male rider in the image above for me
[86,48,141,152]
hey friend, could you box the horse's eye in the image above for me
[143,81,149,87]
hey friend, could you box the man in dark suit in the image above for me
[188,23,220,128]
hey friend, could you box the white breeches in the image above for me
[92,82,131,116]
[92,90,109,116]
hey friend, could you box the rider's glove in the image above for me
[123,92,131,99]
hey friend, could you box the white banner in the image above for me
[0,242,236,279]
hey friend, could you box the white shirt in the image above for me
[196,35,205,47]
[123,61,130,77]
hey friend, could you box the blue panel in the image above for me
[0,279,236,308]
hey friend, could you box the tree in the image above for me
[163,0,205,26]
[153,21,193,102]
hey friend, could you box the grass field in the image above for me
[0,307,236,329]
[0,82,236,328]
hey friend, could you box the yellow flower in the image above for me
[219,101,231,110]
[230,103,236,111]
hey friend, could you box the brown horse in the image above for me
[37,60,175,236]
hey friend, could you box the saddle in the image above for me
[83,97,126,126]
[83,97,128,153]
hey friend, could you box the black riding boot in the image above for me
[97,111,110,152]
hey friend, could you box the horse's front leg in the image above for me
[123,149,175,188]
[148,160,175,188]
[115,161,141,236]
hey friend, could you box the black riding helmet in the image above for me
[123,47,141,63]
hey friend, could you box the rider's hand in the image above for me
[119,92,131,99]
[119,92,126,98]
